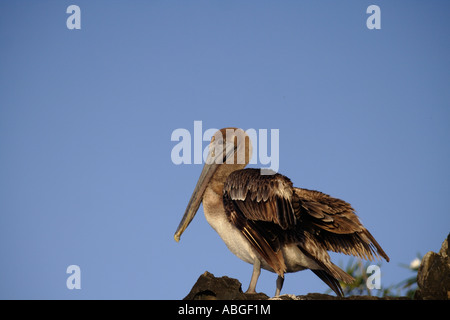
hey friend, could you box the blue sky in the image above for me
[0,1,449,299]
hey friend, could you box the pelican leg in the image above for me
[245,259,261,294]
[275,275,284,296]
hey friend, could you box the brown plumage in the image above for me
[223,168,389,296]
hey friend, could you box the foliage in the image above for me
[325,254,422,298]
[396,254,422,299]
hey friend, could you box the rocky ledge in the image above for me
[415,233,450,299]
[184,233,449,300]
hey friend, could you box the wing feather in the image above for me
[223,169,297,276]
[294,187,390,262]
[224,169,297,230]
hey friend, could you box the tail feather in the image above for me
[328,263,355,284]
[311,269,345,297]
[312,263,355,297]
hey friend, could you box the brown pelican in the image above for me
[174,128,389,296]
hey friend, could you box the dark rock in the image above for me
[183,271,269,300]
[415,233,450,300]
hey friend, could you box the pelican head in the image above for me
[174,127,252,242]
